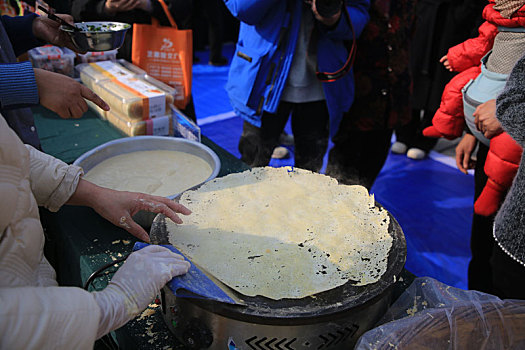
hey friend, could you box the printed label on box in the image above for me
[146,116,170,136]
[172,107,200,141]
[116,76,166,119]
[91,61,135,79]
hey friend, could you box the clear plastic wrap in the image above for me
[104,110,172,136]
[355,277,525,349]
[171,106,200,142]
[28,45,76,77]
[86,99,107,120]
[77,61,174,120]
[75,49,118,64]
[77,61,135,90]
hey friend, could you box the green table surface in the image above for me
[35,106,413,349]
[34,106,249,349]
[32,105,250,178]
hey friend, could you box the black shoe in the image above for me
[209,56,228,66]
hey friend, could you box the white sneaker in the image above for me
[391,141,407,154]
[271,146,290,159]
[406,148,426,160]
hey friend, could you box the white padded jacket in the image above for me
[0,114,101,349]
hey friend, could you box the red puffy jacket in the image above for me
[423,1,524,216]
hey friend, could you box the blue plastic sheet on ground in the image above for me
[371,154,474,290]
[200,116,244,159]
[133,242,236,304]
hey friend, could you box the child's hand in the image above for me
[440,55,452,71]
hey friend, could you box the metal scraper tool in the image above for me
[149,214,246,305]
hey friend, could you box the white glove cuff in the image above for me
[92,284,139,339]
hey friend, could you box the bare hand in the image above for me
[32,14,78,52]
[455,133,477,174]
[473,99,503,139]
[92,190,191,242]
[104,0,151,14]
[68,179,192,242]
[440,55,452,72]
[306,0,342,27]
[34,68,109,119]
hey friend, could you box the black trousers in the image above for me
[395,108,437,152]
[238,100,329,172]
[491,244,525,300]
[193,0,224,62]
[468,143,496,294]
[326,129,393,191]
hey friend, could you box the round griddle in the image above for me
[151,203,406,324]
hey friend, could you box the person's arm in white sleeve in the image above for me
[26,145,191,241]
[66,178,192,241]
[26,145,83,212]
[91,245,190,338]
[0,287,100,350]
[0,246,191,347]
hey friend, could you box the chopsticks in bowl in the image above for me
[38,5,80,32]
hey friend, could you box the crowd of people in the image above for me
[1,0,525,348]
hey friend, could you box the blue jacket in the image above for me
[0,14,42,148]
[224,0,369,136]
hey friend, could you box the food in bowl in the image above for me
[61,21,130,52]
[83,150,213,196]
[79,22,127,32]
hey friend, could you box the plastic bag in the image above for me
[131,0,192,110]
[355,277,525,349]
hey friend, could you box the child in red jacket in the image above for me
[424,0,524,217]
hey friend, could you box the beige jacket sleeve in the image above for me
[0,286,100,350]
[26,145,84,212]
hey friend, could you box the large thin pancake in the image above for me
[167,167,393,300]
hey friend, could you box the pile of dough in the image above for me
[167,167,394,300]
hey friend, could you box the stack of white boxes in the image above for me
[77,60,174,137]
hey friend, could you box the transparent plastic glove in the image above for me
[91,245,190,339]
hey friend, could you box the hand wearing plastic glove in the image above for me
[92,245,191,339]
